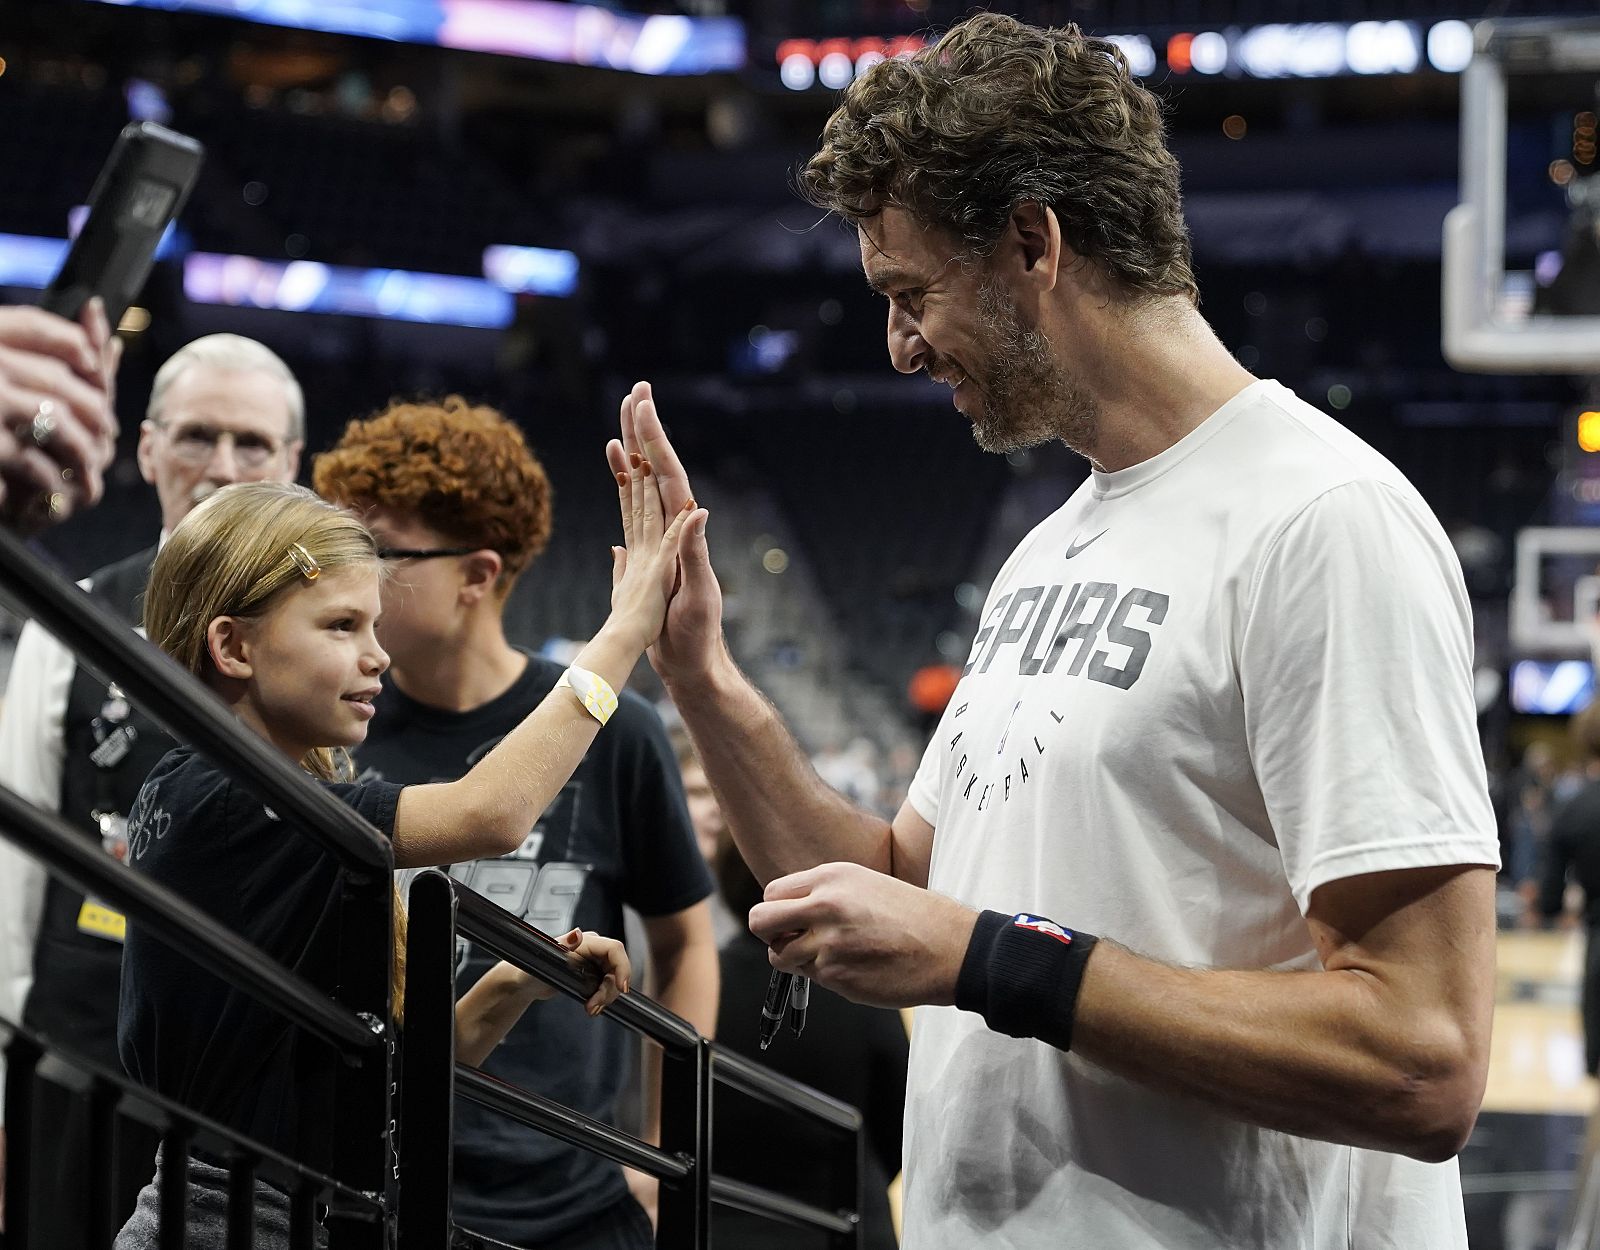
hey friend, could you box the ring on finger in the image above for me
[28,401,58,448]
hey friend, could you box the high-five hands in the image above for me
[606,419,705,653]
[606,382,721,685]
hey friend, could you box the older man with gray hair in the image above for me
[0,333,303,1250]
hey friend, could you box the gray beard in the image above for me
[966,275,1099,457]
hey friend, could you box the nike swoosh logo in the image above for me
[1065,530,1108,559]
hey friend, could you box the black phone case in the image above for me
[41,121,204,325]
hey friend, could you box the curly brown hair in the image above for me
[312,396,553,589]
[799,12,1196,302]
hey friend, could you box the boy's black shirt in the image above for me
[355,651,711,1246]
[118,745,402,1172]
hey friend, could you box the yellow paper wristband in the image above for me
[557,665,618,726]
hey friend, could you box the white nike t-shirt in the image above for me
[904,380,1499,1249]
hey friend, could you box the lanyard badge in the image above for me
[89,683,138,769]
[80,683,133,941]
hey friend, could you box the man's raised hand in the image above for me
[607,382,723,685]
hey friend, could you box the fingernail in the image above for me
[630,452,641,468]
[615,471,628,487]
[684,499,696,512]
[641,461,652,477]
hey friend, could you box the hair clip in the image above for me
[287,543,321,581]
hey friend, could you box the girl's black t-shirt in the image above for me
[117,746,402,1170]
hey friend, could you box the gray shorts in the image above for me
[113,1145,327,1250]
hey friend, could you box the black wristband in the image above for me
[955,909,1099,1052]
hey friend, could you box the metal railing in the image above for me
[1,522,869,1248]
[0,525,396,1247]
[403,870,865,1249]
[2,1016,385,1250]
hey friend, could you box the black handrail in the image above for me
[710,1047,862,1133]
[402,870,865,1249]
[455,1066,694,1180]
[0,781,381,1052]
[450,883,703,1051]
[0,526,390,878]
[709,1176,860,1237]
[0,1015,384,1228]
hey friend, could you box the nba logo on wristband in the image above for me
[1012,914,1075,945]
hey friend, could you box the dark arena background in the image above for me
[3,0,1600,1246]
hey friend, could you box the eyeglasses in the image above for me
[375,546,481,562]
[156,421,285,469]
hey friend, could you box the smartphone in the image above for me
[41,121,204,326]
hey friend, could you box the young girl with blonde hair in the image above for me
[114,467,699,1247]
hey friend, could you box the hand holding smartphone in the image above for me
[0,122,203,529]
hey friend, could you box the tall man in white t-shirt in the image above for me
[613,12,1500,1249]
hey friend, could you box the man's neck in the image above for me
[391,624,528,714]
[1070,297,1258,473]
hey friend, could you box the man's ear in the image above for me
[205,616,254,681]
[1008,201,1063,292]
[136,421,159,487]
[458,549,506,607]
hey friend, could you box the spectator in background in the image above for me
[669,725,739,948]
[0,332,301,1249]
[812,736,882,812]
[1516,741,1582,809]
[1540,701,1600,1074]
[1509,781,1554,927]
[712,831,908,1249]
[314,396,717,1248]
[0,296,119,1239]
[0,300,119,530]
[1509,741,1584,927]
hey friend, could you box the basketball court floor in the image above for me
[1465,924,1595,1250]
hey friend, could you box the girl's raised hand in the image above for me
[607,450,704,651]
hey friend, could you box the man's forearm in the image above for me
[1071,942,1486,1162]
[670,644,892,884]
